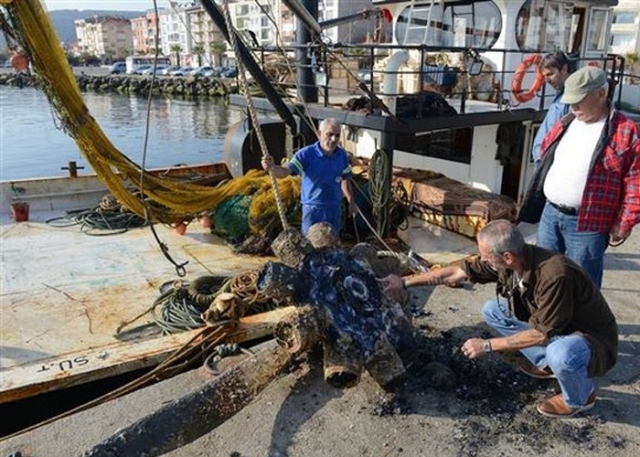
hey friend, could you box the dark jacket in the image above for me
[456,245,618,377]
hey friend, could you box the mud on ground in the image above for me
[166,281,640,457]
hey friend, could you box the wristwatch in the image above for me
[482,339,492,353]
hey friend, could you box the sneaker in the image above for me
[518,362,556,379]
[536,391,597,417]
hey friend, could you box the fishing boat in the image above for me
[1,0,639,442]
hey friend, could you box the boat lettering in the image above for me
[37,356,91,373]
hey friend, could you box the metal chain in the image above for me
[221,0,289,230]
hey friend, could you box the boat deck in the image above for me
[0,208,271,403]
[2,202,636,407]
[0,191,484,404]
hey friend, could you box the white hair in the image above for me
[318,118,340,132]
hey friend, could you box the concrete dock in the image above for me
[1,218,639,457]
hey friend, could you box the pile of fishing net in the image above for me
[206,169,302,254]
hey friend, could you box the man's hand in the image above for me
[348,200,358,217]
[461,338,489,359]
[261,155,273,171]
[379,274,404,294]
[609,224,630,245]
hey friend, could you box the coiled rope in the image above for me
[369,149,392,234]
[151,280,207,335]
[46,195,147,235]
[115,270,276,337]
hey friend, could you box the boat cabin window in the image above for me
[585,8,610,52]
[515,0,575,52]
[396,128,473,164]
[395,1,501,48]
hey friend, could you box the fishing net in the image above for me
[213,195,252,243]
[0,0,284,225]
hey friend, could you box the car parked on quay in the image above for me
[108,61,127,74]
[219,67,237,78]
[169,66,194,76]
[140,64,169,76]
[161,65,181,75]
[131,65,152,75]
[190,66,217,77]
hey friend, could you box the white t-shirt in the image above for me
[543,118,605,208]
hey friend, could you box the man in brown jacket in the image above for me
[381,220,618,417]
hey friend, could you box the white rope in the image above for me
[221,0,289,229]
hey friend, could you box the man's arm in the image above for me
[380,265,468,294]
[261,155,292,178]
[341,178,356,215]
[613,134,640,239]
[462,328,547,359]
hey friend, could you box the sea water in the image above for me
[0,85,245,180]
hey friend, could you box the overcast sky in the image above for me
[43,0,166,11]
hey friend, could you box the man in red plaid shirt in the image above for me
[518,66,640,287]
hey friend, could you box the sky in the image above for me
[43,0,165,11]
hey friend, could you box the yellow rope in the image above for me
[4,0,289,224]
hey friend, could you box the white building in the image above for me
[610,0,640,55]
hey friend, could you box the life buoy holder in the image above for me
[511,54,545,104]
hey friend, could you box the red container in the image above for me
[11,202,29,222]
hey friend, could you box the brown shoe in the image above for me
[536,392,597,417]
[518,362,556,379]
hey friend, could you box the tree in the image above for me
[625,51,639,79]
[209,40,226,67]
[193,44,205,67]
[170,44,182,66]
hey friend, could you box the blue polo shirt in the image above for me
[531,89,570,162]
[287,142,352,207]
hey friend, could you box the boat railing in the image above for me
[242,42,626,117]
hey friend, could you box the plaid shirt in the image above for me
[539,109,640,234]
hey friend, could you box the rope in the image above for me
[369,149,391,233]
[221,0,289,230]
[115,271,275,337]
[228,269,275,312]
[4,323,235,440]
[46,204,147,235]
[151,284,206,335]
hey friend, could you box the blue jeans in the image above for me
[482,298,595,407]
[302,204,341,235]
[536,202,608,287]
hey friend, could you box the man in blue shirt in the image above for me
[531,52,572,165]
[262,118,356,235]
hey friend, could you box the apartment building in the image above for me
[157,2,194,65]
[72,0,378,64]
[131,11,162,55]
[230,0,378,46]
[186,6,226,66]
[74,16,134,61]
[610,0,640,55]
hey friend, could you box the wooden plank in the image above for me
[0,307,295,404]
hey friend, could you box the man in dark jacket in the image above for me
[381,220,618,417]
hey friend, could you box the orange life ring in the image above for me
[9,51,29,72]
[511,54,545,104]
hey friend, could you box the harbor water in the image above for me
[0,85,244,180]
